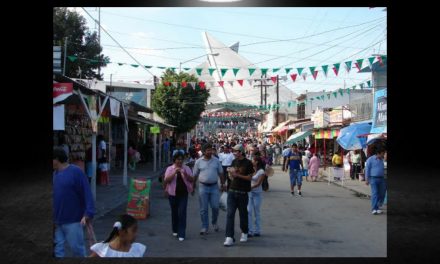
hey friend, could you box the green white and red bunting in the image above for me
[312,71,318,80]
[218,81,224,87]
[297,67,304,76]
[333,63,340,76]
[322,65,328,77]
[290,73,297,82]
[221,68,228,77]
[208,68,216,76]
[368,57,375,67]
[261,68,269,75]
[345,61,352,73]
[249,68,256,76]
[196,68,203,76]
[237,80,244,86]
[233,68,240,76]
[285,68,293,74]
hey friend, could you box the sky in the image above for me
[68,7,387,95]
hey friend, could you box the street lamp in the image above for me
[179,53,219,72]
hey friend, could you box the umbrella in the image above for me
[336,123,372,150]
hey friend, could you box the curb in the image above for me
[324,177,371,199]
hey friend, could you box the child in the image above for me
[89,214,146,257]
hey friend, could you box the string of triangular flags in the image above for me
[68,55,386,80]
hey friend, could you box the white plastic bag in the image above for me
[219,192,228,211]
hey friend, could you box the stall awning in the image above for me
[286,130,312,144]
[313,129,340,139]
[336,122,372,150]
[271,120,291,133]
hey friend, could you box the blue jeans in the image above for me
[168,194,188,238]
[247,192,262,235]
[369,177,386,211]
[289,169,302,186]
[225,191,249,238]
[198,184,220,229]
[54,222,86,257]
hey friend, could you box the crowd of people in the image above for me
[53,129,386,257]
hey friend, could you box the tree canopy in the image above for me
[152,70,210,134]
[53,7,109,80]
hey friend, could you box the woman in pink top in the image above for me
[308,153,320,182]
[164,152,194,241]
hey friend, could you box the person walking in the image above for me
[308,153,320,182]
[283,143,304,196]
[302,151,310,181]
[89,214,146,257]
[163,152,194,241]
[351,150,362,180]
[224,144,254,247]
[365,147,387,215]
[247,156,266,237]
[219,145,235,191]
[281,146,290,172]
[53,147,95,257]
[193,143,225,235]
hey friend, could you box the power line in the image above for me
[81,8,156,78]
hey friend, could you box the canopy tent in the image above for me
[271,120,291,134]
[336,122,372,150]
[286,130,312,145]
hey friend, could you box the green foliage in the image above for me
[53,7,109,80]
[152,70,209,134]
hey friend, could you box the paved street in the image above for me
[91,165,386,257]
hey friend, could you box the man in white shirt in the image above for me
[219,145,235,190]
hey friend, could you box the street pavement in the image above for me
[89,164,386,257]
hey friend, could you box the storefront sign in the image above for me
[371,88,387,133]
[329,110,343,123]
[53,83,73,104]
[301,122,314,132]
[150,126,160,134]
[127,178,151,219]
[312,108,329,128]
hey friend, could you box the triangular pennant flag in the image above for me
[356,59,364,70]
[312,70,318,80]
[189,82,196,89]
[354,62,361,72]
[346,88,351,94]
[368,57,375,67]
[118,63,124,66]
[309,66,316,75]
[169,67,176,71]
[333,63,340,76]
[218,81,224,87]
[248,68,256,76]
[208,68,216,76]
[280,75,288,81]
[172,82,178,88]
[297,68,304,75]
[360,83,364,89]
[345,61,352,72]
[199,81,205,89]
[285,68,293,74]
[221,68,228,77]
[181,81,187,88]
[183,67,191,71]
[327,94,331,100]
[302,73,308,81]
[333,92,338,98]
[233,68,240,76]
[67,56,77,62]
[237,80,244,86]
[144,65,153,69]
[352,85,356,90]
[339,89,344,96]
[227,81,234,87]
[322,65,329,77]
[271,76,278,83]
[321,95,325,100]
[316,96,321,100]
[290,73,297,82]
[272,68,280,73]
[196,68,203,76]
[261,68,269,75]
[247,79,254,86]
[157,66,166,69]
[367,80,371,87]
[131,64,139,68]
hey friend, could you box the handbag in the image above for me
[219,192,228,211]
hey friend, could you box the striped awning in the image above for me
[313,129,340,139]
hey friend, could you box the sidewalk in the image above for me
[319,167,371,198]
[94,161,165,219]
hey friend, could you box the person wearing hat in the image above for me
[284,143,304,196]
[224,144,255,247]
[193,143,226,235]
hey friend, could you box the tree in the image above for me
[152,70,209,134]
[53,7,109,80]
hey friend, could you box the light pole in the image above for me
[179,53,219,72]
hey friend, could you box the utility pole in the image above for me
[276,75,279,126]
[98,7,101,77]
[63,37,67,76]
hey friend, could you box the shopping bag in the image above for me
[219,192,228,211]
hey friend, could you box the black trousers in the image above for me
[225,191,249,238]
